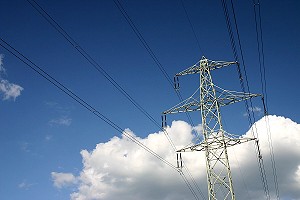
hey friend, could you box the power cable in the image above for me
[221,0,270,198]
[180,171,201,200]
[113,0,173,87]
[232,148,251,199]
[25,0,160,131]
[253,0,280,198]
[114,0,207,192]
[223,1,271,198]
[0,37,178,172]
[113,0,195,127]
[180,0,204,55]
[113,1,208,198]
[253,0,268,106]
[25,0,182,172]
[182,164,206,200]
[25,1,203,198]
[230,0,280,199]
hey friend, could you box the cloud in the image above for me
[0,79,24,101]
[45,101,73,114]
[45,135,53,141]
[18,180,34,190]
[20,142,30,153]
[0,54,23,101]
[243,106,263,117]
[51,172,77,189]
[54,116,300,200]
[49,116,72,126]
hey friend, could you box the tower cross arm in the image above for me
[216,90,262,106]
[162,98,200,115]
[162,86,261,115]
[177,134,256,153]
[175,57,237,77]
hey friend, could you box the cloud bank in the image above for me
[52,115,300,200]
[0,54,23,101]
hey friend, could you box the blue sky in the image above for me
[1,0,300,199]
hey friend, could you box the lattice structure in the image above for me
[162,57,260,200]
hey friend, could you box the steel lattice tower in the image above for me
[162,57,260,200]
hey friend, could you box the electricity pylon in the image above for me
[162,56,260,200]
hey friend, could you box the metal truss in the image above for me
[162,56,260,200]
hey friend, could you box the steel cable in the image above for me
[0,37,178,172]
[253,1,280,198]
[221,0,271,198]
[25,1,203,198]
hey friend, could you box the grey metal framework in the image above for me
[162,57,260,200]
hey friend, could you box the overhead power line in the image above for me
[0,37,178,172]
[25,0,160,130]
[180,0,204,55]
[24,1,203,199]
[253,0,280,199]
[113,0,173,86]
[112,1,208,199]
[221,0,271,198]
[113,0,195,127]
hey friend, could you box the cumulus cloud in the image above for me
[54,116,300,200]
[51,172,77,189]
[228,115,300,199]
[0,54,23,101]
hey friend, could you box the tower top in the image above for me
[175,57,237,77]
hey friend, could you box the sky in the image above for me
[0,0,300,199]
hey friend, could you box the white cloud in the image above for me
[0,79,24,101]
[20,142,30,153]
[54,116,300,200]
[0,54,23,101]
[18,180,34,190]
[250,106,262,112]
[51,172,77,189]
[45,135,52,141]
[49,116,72,126]
[45,101,73,114]
[243,106,263,117]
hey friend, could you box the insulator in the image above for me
[261,96,268,115]
[256,140,263,159]
[173,76,177,89]
[176,153,183,169]
[161,115,167,128]
[179,153,183,168]
[174,76,180,90]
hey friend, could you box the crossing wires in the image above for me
[25,0,159,130]
[0,37,178,172]
[113,0,195,127]
[26,0,204,199]
[113,1,207,199]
